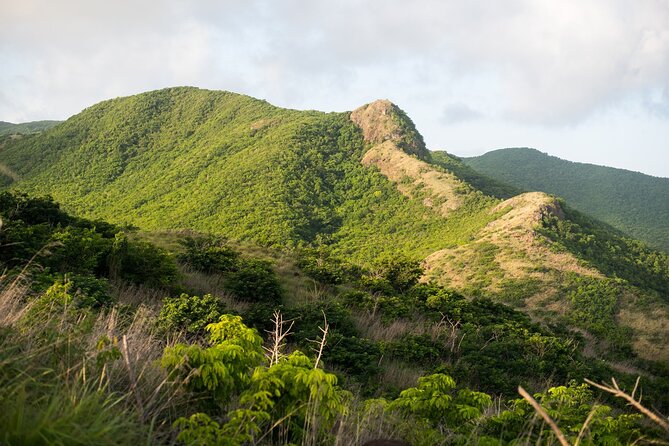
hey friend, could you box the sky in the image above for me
[1,0,668,177]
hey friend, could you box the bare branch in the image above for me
[263,311,294,366]
[313,310,329,369]
[518,386,571,446]
[585,378,669,434]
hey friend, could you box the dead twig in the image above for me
[518,386,571,446]
[585,377,669,434]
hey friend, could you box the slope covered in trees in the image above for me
[1,87,669,368]
[0,119,61,136]
[0,87,499,263]
[462,148,669,253]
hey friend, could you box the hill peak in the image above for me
[350,99,428,160]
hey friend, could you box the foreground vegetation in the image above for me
[2,192,669,445]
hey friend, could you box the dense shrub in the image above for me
[108,232,178,288]
[158,293,226,335]
[177,235,240,273]
[224,259,283,303]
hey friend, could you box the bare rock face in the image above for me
[350,100,428,159]
[351,100,402,145]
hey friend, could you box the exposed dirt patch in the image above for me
[362,141,467,216]
[0,163,20,182]
[424,192,601,293]
[350,100,402,145]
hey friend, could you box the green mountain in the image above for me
[2,87,669,443]
[0,87,498,262]
[0,119,61,136]
[1,87,668,366]
[461,147,669,253]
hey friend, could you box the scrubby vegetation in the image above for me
[2,89,669,445]
[463,147,669,252]
[2,191,669,445]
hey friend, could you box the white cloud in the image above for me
[0,0,667,175]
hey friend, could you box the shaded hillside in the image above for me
[431,150,520,199]
[462,147,669,253]
[0,119,61,136]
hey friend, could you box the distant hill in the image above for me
[0,120,61,136]
[462,148,669,253]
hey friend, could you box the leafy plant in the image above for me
[158,293,226,335]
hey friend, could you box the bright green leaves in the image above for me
[390,373,491,429]
[161,315,263,400]
[235,351,349,442]
[488,382,643,445]
[158,293,225,335]
[166,316,349,445]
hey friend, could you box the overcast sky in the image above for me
[1,0,668,177]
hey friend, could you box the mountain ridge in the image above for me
[1,87,668,364]
[462,147,669,253]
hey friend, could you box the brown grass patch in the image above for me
[362,141,466,216]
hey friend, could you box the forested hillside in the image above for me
[462,148,669,253]
[0,119,60,136]
[2,88,669,445]
[1,87,669,365]
[0,87,498,263]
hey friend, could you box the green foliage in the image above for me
[224,259,283,303]
[464,147,669,253]
[0,87,499,264]
[161,315,264,401]
[0,119,60,136]
[296,248,356,285]
[383,335,443,366]
[62,273,114,308]
[561,275,630,342]
[363,256,424,294]
[0,191,178,292]
[48,226,109,274]
[539,205,669,298]
[177,235,240,273]
[389,373,492,430]
[232,351,349,443]
[174,352,350,445]
[486,382,643,445]
[158,293,226,335]
[0,379,145,446]
[431,150,520,199]
[108,232,178,288]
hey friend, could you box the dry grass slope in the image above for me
[424,192,601,292]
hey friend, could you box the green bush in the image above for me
[177,235,240,273]
[158,293,226,335]
[224,259,283,303]
[108,232,178,288]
